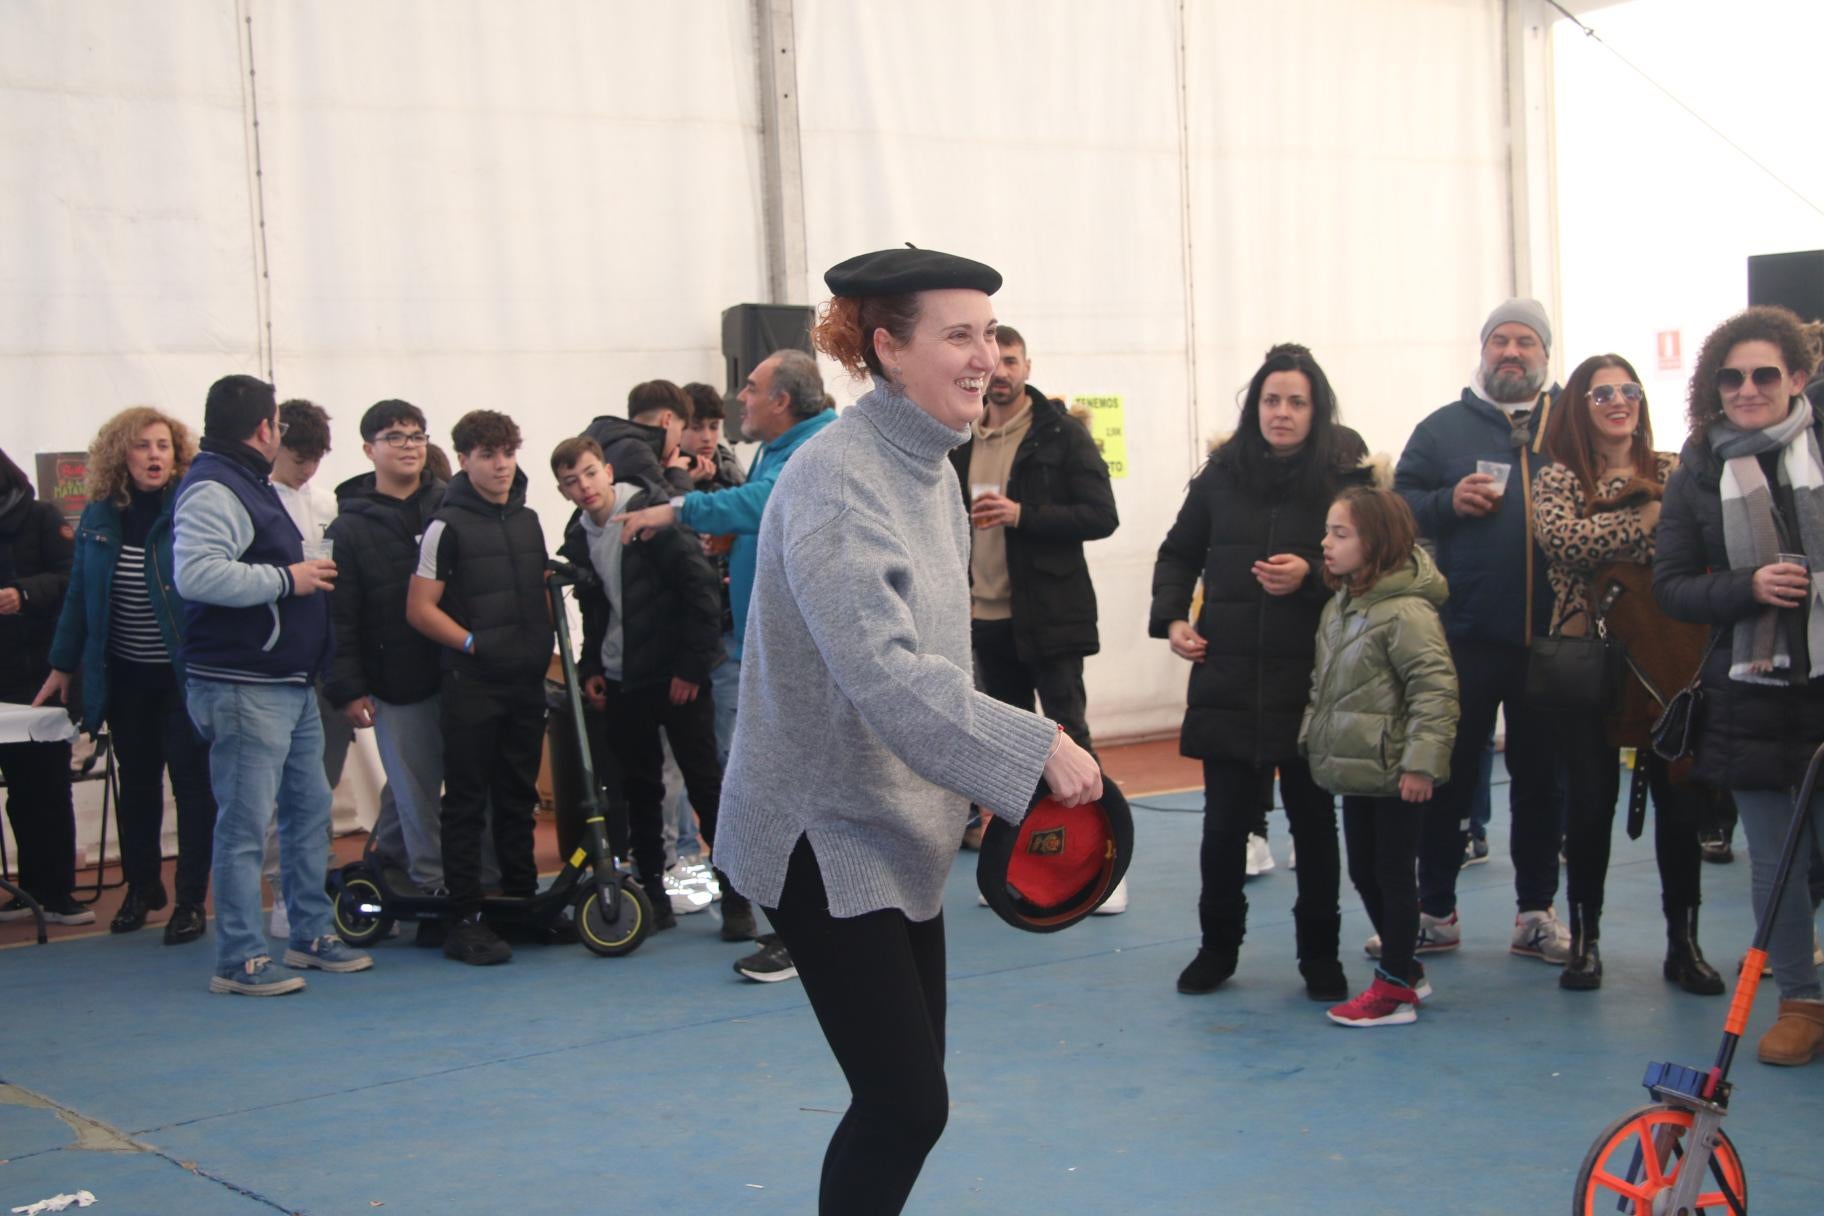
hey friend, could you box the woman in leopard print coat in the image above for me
[1534,352,1721,996]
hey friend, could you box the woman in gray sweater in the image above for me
[712,247,1103,1214]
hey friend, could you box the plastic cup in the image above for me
[1476,460,1512,495]
[970,483,1002,529]
[1776,552,1810,572]
[301,538,333,563]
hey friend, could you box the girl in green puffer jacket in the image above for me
[1300,487,1459,1027]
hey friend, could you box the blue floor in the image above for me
[4,771,1822,1215]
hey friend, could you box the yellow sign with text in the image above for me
[1071,395,1127,479]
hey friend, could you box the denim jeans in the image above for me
[261,685,344,889]
[1733,786,1824,1001]
[186,679,333,971]
[369,694,445,891]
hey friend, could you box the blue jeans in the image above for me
[1733,786,1824,1001]
[186,680,333,971]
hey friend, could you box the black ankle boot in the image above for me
[1560,903,1603,990]
[1663,904,1724,995]
[1177,947,1238,994]
[642,881,677,931]
[111,884,164,934]
[717,869,756,941]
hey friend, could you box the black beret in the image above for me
[977,778,1132,933]
[823,245,1001,297]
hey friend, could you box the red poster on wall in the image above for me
[35,452,90,529]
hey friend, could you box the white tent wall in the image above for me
[2,0,1545,756]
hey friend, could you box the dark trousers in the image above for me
[1554,714,1701,916]
[764,836,947,1216]
[1198,756,1341,960]
[107,682,216,905]
[439,672,544,914]
[971,617,1093,753]
[1343,795,1424,986]
[1420,639,1561,918]
[595,679,722,889]
[548,703,629,862]
[0,740,75,905]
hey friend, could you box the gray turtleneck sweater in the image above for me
[715,381,1059,920]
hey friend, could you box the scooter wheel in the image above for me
[332,871,394,948]
[1574,1102,1747,1215]
[576,877,651,957]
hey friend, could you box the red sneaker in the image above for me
[1327,977,1420,1027]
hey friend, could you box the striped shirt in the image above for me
[109,543,170,665]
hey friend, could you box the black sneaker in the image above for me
[442,915,512,965]
[40,898,96,927]
[733,934,798,982]
[163,903,207,945]
[1699,832,1734,864]
[0,897,36,922]
[414,918,447,948]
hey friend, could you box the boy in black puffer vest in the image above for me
[408,410,552,965]
[549,436,751,940]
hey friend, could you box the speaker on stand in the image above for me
[720,304,814,441]
[1747,249,1824,323]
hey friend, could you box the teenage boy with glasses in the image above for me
[323,400,451,944]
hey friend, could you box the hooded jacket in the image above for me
[1394,388,1558,646]
[582,414,693,500]
[1653,418,1824,790]
[948,386,1118,660]
[0,474,73,701]
[323,470,447,707]
[48,488,187,730]
[558,487,724,692]
[1300,546,1458,797]
[675,408,838,659]
[1149,429,1371,763]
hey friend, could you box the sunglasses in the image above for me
[1716,366,1785,393]
[1588,383,1643,406]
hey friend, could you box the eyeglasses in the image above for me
[376,431,429,448]
[1588,383,1644,406]
[1716,366,1785,393]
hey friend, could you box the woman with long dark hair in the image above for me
[36,407,217,942]
[1151,343,1369,1000]
[1655,306,1824,1066]
[1534,354,1720,993]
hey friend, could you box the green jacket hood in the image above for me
[1348,545,1448,613]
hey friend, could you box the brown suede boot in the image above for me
[1757,999,1824,1066]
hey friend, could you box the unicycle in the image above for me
[1572,739,1824,1215]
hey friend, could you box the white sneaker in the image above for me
[662,865,714,915]
[267,902,289,940]
[1091,876,1129,915]
[1365,911,1461,958]
[1510,907,1572,965]
[673,858,722,901]
[1244,834,1276,877]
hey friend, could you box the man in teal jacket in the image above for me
[616,347,832,982]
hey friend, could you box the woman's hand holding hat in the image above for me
[1042,731,1103,807]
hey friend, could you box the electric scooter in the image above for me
[327,560,652,957]
[1571,739,1824,1214]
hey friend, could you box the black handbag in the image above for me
[1526,609,1623,712]
[1650,629,1723,762]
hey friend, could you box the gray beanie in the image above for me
[1480,297,1552,350]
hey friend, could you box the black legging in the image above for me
[1198,757,1341,960]
[764,836,947,1216]
[1342,795,1424,986]
[1554,713,1701,917]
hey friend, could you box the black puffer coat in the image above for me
[560,489,724,692]
[1653,419,1824,790]
[323,471,446,707]
[0,480,73,701]
[582,415,693,499]
[1150,434,1370,763]
[427,469,552,683]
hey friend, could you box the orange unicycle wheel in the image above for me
[1574,1103,1747,1214]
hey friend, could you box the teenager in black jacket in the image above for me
[1151,344,1369,1000]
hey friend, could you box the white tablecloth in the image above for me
[0,703,80,745]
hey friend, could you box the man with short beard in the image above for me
[1392,299,1571,967]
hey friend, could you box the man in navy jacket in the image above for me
[1393,299,1570,966]
[175,375,373,995]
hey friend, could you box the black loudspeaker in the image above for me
[1748,249,1824,323]
[721,304,814,441]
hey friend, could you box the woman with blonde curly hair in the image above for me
[35,406,217,943]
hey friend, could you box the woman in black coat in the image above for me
[1151,343,1368,1000]
[1653,305,1824,1068]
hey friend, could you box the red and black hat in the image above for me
[976,779,1132,933]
